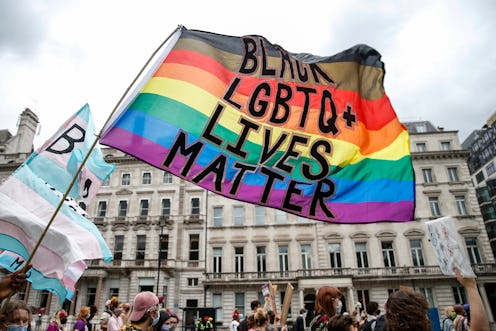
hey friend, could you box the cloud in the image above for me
[0,2,50,59]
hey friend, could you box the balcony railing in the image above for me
[203,264,496,283]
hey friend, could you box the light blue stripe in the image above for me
[0,235,70,303]
[13,165,113,262]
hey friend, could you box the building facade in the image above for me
[463,113,496,258]
[2,112,496,330]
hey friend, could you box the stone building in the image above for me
[462,112,496,258]
[1,110,496,330]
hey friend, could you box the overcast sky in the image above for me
[1,0,495,147]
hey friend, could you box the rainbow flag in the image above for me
[101,27,415,223]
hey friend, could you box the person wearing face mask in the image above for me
[74,306,91,331]
[442,306,455,331]
[46,310,68,331]
[107,303,123,331]
[153,311,172,331]
[124,291,160,331]
[0,300,31,331]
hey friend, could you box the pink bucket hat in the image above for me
[130,291,159,321]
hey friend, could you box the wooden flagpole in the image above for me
[0,25,184,311]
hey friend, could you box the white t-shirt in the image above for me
[230,320,240,331]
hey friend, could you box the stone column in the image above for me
[299,288,304,311]
[478,283,494,324]
[96,276,103,308]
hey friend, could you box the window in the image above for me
[233,206,244,226]
[465,238,482,264]
[188,278,199,286]
[235,247,244,274]
[301,244,312,269]
[486,162,496,177]
[118,200,128,217]
[441,141,451,151]
[452,287,467,304]
[39,290,49,310]
[455,196,468,216]
[139,199,149,216]
[381,241,396,267]
[416,143,426,152]
[163,172,173,183]
[256,246,266,274]
[159,234,169,260]
[279,245,289,274]
[410,239,425,266]
[476,171,485,184]
[328,243,342,268]
[213,247,222,273]
[422,168,434,183]
[429,197,441,217]
[121,173,131,185]
[136,235,146,260]
[415,123,426,133]
[87,287,97,306]
[114,235,124,260]
[213,207,223,227]
[191,197,200,215]
[161,199,171,217]
[356,290,369,311]
[418,288,435,307]
[255,206,265,225]
[142,172,151,184]
[108,279,119,298]
[355,242,369,268]
[97,201,107,217]
[276,210,287,224]
[189,234,199,260]
[448,167,459,182]
[235,293,245,316]
[139,278,154,292]
[213,294,222,321]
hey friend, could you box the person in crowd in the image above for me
[384,289,430,331]
[74,306,91,331]
[0,266,31,302]
[124,291,160,331]
[442,306,455,331]
[359,301,380,331]
[310,286,342,331]
[87,305,98,331]
[168,312,179,331]
[46,310,68,331]
[100,300,113,331]
[230,309,240,331]
[0,300,32,331]
[326,314,357,331]
[252,309,269,331]
[120,303,131,327]
[294,309,305,331]
[153,310,171,331]
[453,305,469,331]
[107,300,123,331]
[238,300,261,331]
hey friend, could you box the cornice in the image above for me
[412,150,470,160]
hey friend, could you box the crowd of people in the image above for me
[0,267,491,331]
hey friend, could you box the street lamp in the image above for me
[156,217,165,297]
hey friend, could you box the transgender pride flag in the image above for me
[0,104,114,302]
[101,27,415,224]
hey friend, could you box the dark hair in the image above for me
[453,305,465,316]
[326,314,354,331]
[247,314,255,328]
[315,286,342,317]
[251,300,261,311]
[385,290,430,331]
[366,301,379,315]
